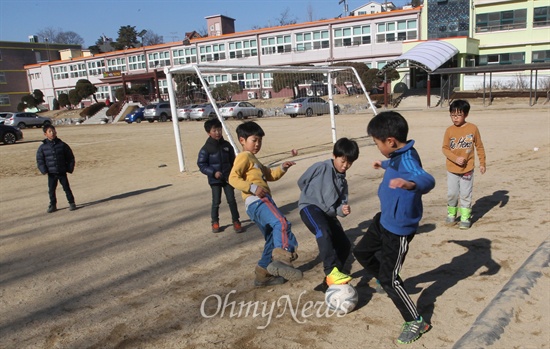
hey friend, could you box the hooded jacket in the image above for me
[36,137,75,175]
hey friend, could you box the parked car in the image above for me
[144,102,172,122]
[176,104,199,121]
[0,112,12,124]
[189,103,224,121]
[282,97,340,118]
[0,124,24,144]
[220,101,263,119]
[3,112,52,128]
[124,107,145,123]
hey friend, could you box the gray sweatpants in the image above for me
[447,170,474,209]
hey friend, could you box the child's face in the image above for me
[44,128,57,140]
[208,126,223,140]
[450,110,468,127]
[372,137,394,158]
[239,135,262,154]
[333,155,354,174]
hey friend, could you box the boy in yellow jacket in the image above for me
[229,121,302,287]
[442,99,486,229]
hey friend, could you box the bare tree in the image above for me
[276,7,298,26]
[36,27,83,45]
[142,30,164,46]
[307,3,315,22]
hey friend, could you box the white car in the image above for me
[220,101,263,119]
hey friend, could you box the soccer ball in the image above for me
[325,284,359,314]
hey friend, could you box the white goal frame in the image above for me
[164,64,378,172]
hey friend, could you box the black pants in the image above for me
[210,183,239,224]
[48,173,75,205]
[300,205,351,275]
[353,212,419,322]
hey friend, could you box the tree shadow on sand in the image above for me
[405,238,501,322]
[471,190,509,225]
[78,184,173,208]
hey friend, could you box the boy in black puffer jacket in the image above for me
[36,125,76,213]
[197,118,242,233]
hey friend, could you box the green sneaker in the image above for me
[397,316,431,344]
[326,267,352,286]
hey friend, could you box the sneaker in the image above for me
[445,215,456,225]
[212,222,220,233]
[397,316,431,344]
[459,220,471,230]
[233,221,243,233]
[47,204,57,213]
[69,203,77,211]
[326,267,352,286]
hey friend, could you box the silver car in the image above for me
[220,101,263,119]
[282,97,340,118]
[3,112,52,129]
[176,104,199,121]
[189,103,224,121]
[144,102,172,122]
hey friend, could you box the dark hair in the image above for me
[333,137,359,162]
[367,111,408,143]
[449,99,470,115]
[236,121,265,140]
[204,118,222,132]
[42,124,56,133]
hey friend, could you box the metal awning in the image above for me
[379,40,459,74]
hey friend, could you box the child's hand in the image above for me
[480,165,486,174]
[373,160,382,169]
[389,178,415,190]
[255,186,269,198]
[214,171,222,179]
[282,161,296,170]
[342,204,351,215]
[455,156,466,166]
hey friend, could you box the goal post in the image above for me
[165,64,378,172]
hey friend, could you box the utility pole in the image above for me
[338,0,348,17]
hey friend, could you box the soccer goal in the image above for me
[164,64,378,172]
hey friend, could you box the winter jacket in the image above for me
[378,140,435,236]
[36,137,75,175]
[297,159,348,217]
[197,137,236,185]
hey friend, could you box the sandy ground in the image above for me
[1,100,549,349]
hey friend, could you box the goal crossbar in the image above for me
[164,64,378,172]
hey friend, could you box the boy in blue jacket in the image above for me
[353,111,435,344]
[298,138,359,290]
[197,118,242,233]
[36,124,76,213]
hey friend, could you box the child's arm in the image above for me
[475,127,487,174]
[36,146,47,175]
[65,144,75,174]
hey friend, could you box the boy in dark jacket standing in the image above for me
[36,125,76,213]
[197,118,242,233]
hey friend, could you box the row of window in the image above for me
[476,6,550,33]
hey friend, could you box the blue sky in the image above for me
[0,0,409,47]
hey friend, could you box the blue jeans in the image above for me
[246,195,298,269]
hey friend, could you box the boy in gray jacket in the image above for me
[298,137,359,289]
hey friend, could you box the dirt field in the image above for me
[1,102,549,349]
